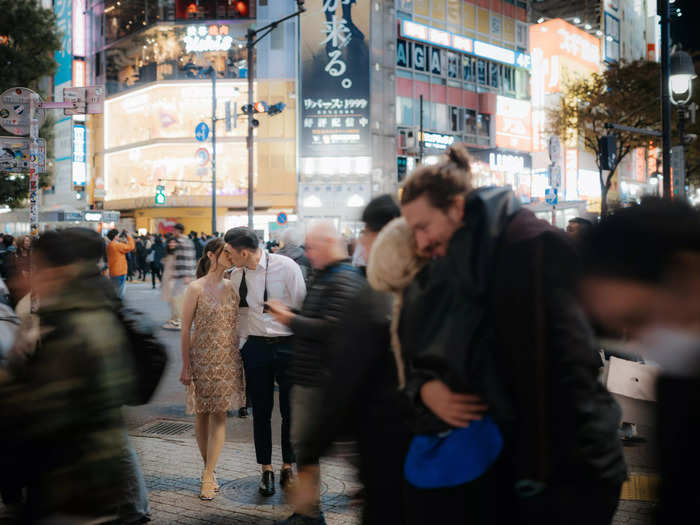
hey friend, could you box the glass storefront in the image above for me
[102,23,249,94]
[105,142,250,200]
[105,80,250,148]
[100,0,254,45]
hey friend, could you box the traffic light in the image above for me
[241,102,268,115]
[155,185,166,205]
[598,135,617,170]
[234,1,249,17]
[267,102,286,116]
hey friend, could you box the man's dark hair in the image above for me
[362,194,401,233]
[174,223,185,233]
[34,231,80,267]
[224,227,259,251]
[63,228,105,263]
[401,144,472,211]
[582,199,700,284]
[106,229,119,241]
[569,217,593,228]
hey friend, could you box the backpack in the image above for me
[118,307,168,405]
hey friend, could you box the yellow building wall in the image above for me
[478,8,490,35]
[431,0,446,21]
[414,0,429,17]
[134,207,228,235]
[463,3,476,31]
[503,17,515,43]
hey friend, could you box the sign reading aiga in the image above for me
[182,25,233,54]
[400,19,531,69]
[300,0,370,158]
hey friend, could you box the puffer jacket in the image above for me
[289,259,365,387]
[399,187,627,489]
[278,243,312,284]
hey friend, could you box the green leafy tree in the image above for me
[547,60,661,217]
[0,0,61,208]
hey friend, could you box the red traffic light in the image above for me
[235,1,249,17]
[253,101,268,113]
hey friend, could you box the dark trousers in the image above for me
[150,262,163,287]
[240,337,295,465]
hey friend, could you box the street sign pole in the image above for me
[211,67,217,236]
[247,30,255,230]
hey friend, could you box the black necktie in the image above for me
[239,269,248,307]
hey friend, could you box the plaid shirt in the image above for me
[173,236,196,280]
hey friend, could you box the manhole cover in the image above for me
[137,420,194,436]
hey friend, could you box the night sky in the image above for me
[671,0,700,52]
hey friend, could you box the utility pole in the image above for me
[247,30,255,230]
[245,1,306,230]
[211,66,217,235]
[419,94,424,165]
[660,0,673,199]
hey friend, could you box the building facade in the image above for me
[84,0,299,236]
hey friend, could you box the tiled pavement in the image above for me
[132,430,655,525]
[132,434,362,525]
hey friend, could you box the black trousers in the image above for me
[240,337,295,465]
[150,262,163,287]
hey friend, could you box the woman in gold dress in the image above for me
[180,238,245,500]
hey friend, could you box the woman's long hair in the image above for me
[196,238,225,279]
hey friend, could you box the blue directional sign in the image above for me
[545,187,558,206]
[195,122,210,142]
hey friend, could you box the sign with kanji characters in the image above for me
[300,0,370,157]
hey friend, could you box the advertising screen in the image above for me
[495,96,532,152]
[300,0,371,158]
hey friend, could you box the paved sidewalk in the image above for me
[132,434,362,524]
[132,430,655,525]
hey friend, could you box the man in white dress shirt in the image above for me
[224,227,306,497]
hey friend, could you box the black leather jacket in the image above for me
[289,259,366,387]
[400,187,627,488]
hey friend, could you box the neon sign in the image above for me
[183,25,233,54]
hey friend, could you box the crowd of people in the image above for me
[0,142,698,525]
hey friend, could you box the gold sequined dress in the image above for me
[186,285,245,414]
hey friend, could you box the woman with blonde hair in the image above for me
[180,237,245,500]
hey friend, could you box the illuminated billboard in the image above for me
[104,142,250,201]
[105,81,249,149]
[495,96,532,152]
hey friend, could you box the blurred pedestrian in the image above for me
[161,237,178,325]
[566,217,593,242]
[162,224,196,330]
[289,195,408,525]
[4,235,31,306]
[278,228,312,285]
[191,231,204,260]
[180,238,245,500]
[392,144,626,525]
[580,200,700,525]
[224,227,306,497]
[149,234,166,289]
[106,229,135,300]
[267,222,365,525]
[0,230,141,523]
[135,235,148,281]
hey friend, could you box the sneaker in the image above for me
[161,320,181,331]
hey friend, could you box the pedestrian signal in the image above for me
[267,102,286,116]
[155,185,166,205]
[598,135,617,171]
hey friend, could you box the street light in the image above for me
[670,50,696,106]
[669,49,697,200]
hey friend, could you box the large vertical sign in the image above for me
[54,0,73,86]
[300,0,370,158]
